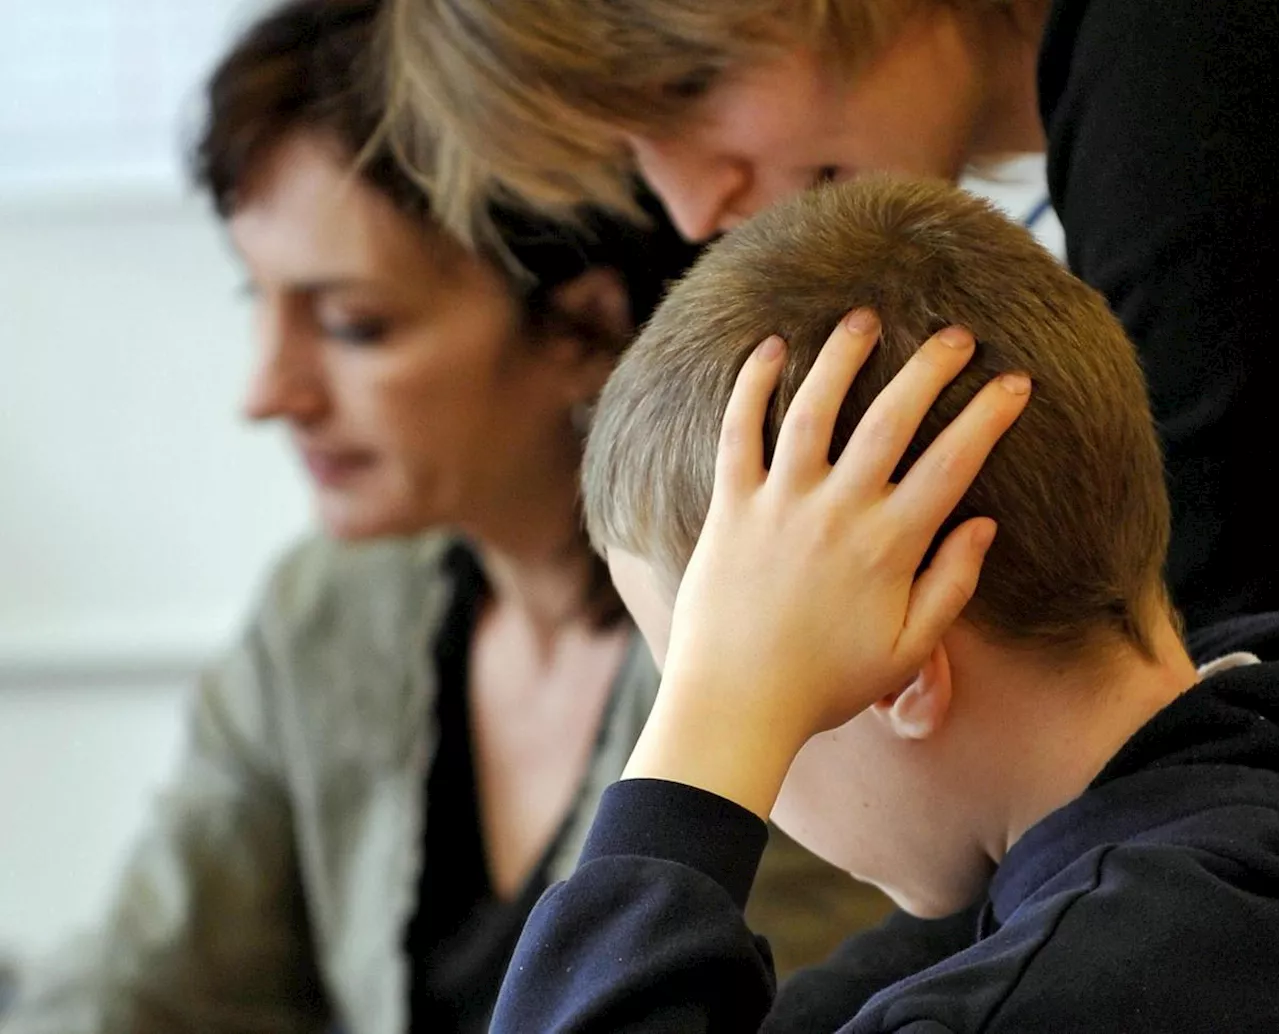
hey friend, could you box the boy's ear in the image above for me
[871,641,953,741]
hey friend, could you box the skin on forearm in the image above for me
[621,675,811,819]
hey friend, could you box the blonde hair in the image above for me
[583,177,1172,656]
[381,0,970,246]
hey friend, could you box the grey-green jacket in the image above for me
[4,534,662,1034]
[4,534,887,1034]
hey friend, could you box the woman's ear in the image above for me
[871,640,953,741]
[539,267,632,403]
[548,266,632,357]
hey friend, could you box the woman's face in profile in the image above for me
[624,10,983,242]
[229,132,582,540]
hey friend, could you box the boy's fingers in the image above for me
[832,327,976,498]
[715,336,788,494]
[900,518,996,659]
[890,373,1030,549]
[771,309,880,485]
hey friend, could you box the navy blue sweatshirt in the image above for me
[491,658,1277,1032]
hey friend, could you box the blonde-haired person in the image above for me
[1,2,887,1032]
[384,0,1275,640]
[490,176,1278,1033]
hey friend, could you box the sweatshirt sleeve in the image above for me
[1038,0,1277,629]
[489,778,776,1033]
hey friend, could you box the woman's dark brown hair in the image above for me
[191,0,698,626]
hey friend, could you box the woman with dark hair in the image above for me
[2,3,884,1032]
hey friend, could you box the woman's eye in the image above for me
[663,64,717,100]
[322,319,389,345]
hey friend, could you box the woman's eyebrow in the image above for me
[289,277,373,294]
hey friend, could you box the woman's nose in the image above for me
[628,135,749,242]
[241,304,326,424]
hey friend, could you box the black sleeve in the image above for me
[1039,0,1277,630]
[763,904,982,1033]
[489,779,777,1033]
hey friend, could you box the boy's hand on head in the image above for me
[624,310,1031,818]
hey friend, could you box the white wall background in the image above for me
[0,192,312,963]
[0,0,309,967]
[0,0,1065,972]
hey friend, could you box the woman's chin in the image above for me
[313,495,427,542]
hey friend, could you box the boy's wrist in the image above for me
[622,671,812,820]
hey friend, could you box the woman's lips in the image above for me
[299,447,376,487]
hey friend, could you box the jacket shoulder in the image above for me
[241,533,457,766]
[258,533,453,634]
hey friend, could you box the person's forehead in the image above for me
[229,136,460,292]
[665,52,841,157]
[229,142,376,264]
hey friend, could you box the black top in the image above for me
[1037,0,1276,630]
[405,544,559,1033]
[489,637,1278,1032]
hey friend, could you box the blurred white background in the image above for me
[0,0,1064,969]
[0,0,309,964]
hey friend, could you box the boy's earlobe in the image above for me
[872,642,953,741]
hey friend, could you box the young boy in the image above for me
[487,178,1278,1032]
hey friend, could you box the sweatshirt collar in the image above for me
[987,660,1276,924]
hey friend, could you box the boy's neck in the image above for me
[952,613,1200,863]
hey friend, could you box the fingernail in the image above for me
[938,327,973,349]
[756,334,785,360]
[845,308,878,334]
[1000,373,1032,395]
[974,520,998,552]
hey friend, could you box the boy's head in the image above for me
[584,177,1173,913]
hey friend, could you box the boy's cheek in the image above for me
[771,728,883,879]
[626,601,672,669]
[644,613,672,670]
[775,726,996,919]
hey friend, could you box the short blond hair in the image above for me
[583,177,1172,656]
[382,0,989,246]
